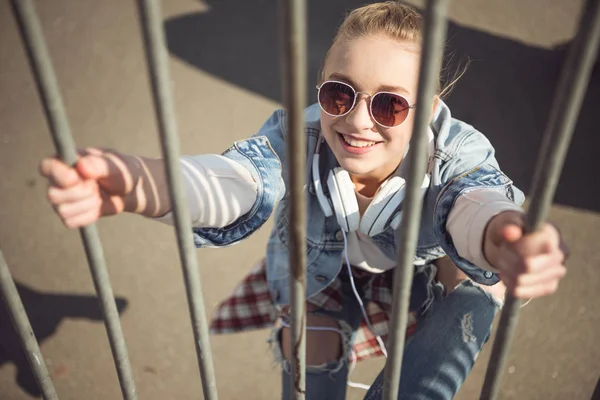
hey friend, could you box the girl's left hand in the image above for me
[483,211,568,299]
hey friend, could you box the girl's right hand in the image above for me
[39,148,140,229]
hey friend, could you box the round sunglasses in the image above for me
[316,80,415,128]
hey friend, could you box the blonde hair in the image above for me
[322,1,465,99]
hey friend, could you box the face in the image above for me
[320,35,426,194]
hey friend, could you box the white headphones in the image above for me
[312,136,431,237]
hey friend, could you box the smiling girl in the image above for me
[39,2,567,399]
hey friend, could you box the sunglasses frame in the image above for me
[316,80,415,128]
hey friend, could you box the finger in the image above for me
[513,280,560,299]
[521,251,565,275]
[538,223,561,251]
[56,196,102,220]
[39,158,80,188]
[63,209,102,229]
[498,251,563,281]
[47,180,96,204]
[510,225,562,258]
[512,264,567,287]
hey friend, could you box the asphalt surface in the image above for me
[0,0,598,399]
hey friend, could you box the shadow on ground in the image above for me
[0,282,128,397]
[165,0,599,213]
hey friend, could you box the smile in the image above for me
[338,133,381,148]
[336,132,382,155]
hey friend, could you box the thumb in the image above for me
[487,210,524,245]
[75,154,112,181]
[501,223,523,244]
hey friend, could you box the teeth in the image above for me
[341,134,377,148]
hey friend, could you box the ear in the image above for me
[430,95,440,122]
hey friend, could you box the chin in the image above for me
[336,159,376,176]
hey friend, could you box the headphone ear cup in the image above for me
[363,174,432,235]
[359,176,406,237]
[327,167,360,232]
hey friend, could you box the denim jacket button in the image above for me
[315,275,327,283]
[484,271,494,279]
[335,230,344,241]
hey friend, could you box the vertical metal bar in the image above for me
[136,1,218,399]
[9,1,138,399]
[480,0,600,398]
[382,0,450,398]
[281,0,307,398]
[0,250,59,400]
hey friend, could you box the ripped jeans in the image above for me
[276,268,502,400]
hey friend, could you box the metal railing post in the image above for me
[480,0,600,398]
[0,250,59,400]
[280,0,308,398]
[382,0,450,398]
[10,1,138,398]
[136,1,219,399]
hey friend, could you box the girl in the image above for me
[40,2,567,399]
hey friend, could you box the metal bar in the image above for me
[9,1,138,399]
[136,1,218,398]
[480,0,600,398]
[280,0,308,398]
[0,250,59,400]
[382,0,450,398]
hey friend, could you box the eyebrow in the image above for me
[327,73,411,95]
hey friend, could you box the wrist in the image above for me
[121,154,145,214]
[126,156,171,217]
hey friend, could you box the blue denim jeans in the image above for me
[279,270,501,400]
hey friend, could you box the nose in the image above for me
[344,94,375,130]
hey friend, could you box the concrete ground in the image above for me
[1,0,599,399]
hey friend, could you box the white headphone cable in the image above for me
[340,229,388,358]
[278,229,389,391]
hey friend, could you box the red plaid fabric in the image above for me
[210,259,417,361]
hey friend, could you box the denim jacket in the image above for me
[192,100,525,306]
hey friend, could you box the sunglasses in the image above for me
[316,80,415,128]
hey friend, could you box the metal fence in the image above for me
[1,0,599,399]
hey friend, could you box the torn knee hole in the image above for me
[279,319,344,366]
[270,326,349,375]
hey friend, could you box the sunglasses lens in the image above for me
[371,93,410,127]
[318,81,355,116]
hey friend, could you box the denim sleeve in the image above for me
[433,130,525,285]
[192,110,287,248]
